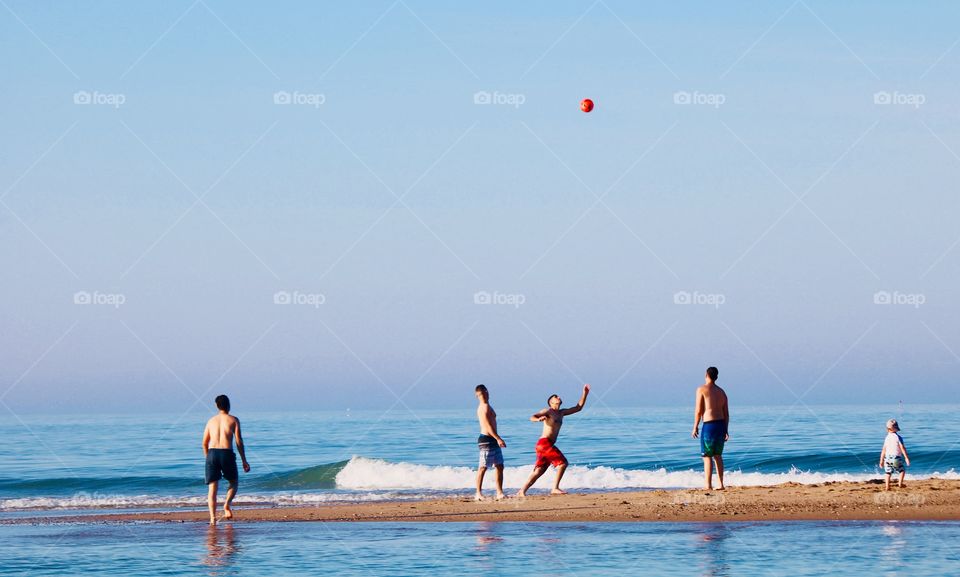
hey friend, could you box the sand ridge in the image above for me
[7,479,959,525]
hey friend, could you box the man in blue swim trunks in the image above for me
[692,367,729,490]
[203,395,250,525]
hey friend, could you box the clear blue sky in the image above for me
[1,1,958,412]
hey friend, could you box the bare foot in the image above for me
[223,508,234,520]
[474,493,485,502]
[515,490,526,498]
[209,518,217,526]
[716,486,726,491]
[550,489,567,495]
[495,493,506,500]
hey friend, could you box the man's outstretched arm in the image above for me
[562,384,591,416]
[530,409,549,422]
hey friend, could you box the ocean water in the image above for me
[1,521,958,576]
[0,404,957,511]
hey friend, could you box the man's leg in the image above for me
[517,466,548,497]
[551,463,568,495]
[702,457,714,490]
[207,481,219,525]
[885,472,891,491]
[494,464,505,499]
[223,481,238,519]
[714,456,725,490]
[475,466,487,500]
[898,470,906,488]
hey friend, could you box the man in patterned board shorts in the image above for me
[692,367,729,491]
[475,385,507,501]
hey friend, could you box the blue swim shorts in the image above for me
[700,420,727,458]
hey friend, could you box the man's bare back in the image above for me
[204,413,240,451]
[696,384,728,422]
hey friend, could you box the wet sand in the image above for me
[7,479,959,524]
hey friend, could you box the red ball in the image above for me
[580,98,594,113]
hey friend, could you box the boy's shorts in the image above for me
[700,420,727,457]
[478,435,504,468]
[884,455,905,474]
[205,449,238,484]
[534,438,567,469]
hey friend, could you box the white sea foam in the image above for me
[335,456,960,491]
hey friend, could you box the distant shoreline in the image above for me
[6,479,959,525]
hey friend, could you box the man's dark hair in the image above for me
[548,394,560,405]
[706,367,719,381]
[475,384,487,393]
[215,394,231,412]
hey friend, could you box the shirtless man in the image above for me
[692,367,729,490]
[474,384,507,501]
[517,384,590,497]
[202,395,250,525]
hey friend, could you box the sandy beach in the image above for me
[9,479,959,525]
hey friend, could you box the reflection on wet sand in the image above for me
[203,524,238,575]
[698,524,732,577]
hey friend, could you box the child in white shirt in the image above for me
[879,419,911,491]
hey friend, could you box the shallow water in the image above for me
[1,521,957,576]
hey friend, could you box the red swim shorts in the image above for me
[534,437,568,468]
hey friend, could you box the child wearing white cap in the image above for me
[879,419,911,491]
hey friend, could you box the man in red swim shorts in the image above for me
[517,384,590,497]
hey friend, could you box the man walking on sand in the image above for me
[517,384,590,497]
[475,384,507,501]
[692,367,729,490]
[203,395,250,525]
